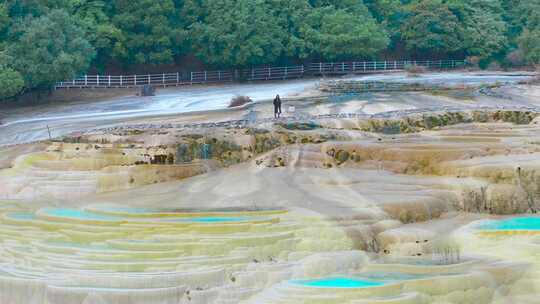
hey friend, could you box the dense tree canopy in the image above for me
[7,9,95,89]
[188,0,287,66]
[518,29,540,64]
[512,1,540,65]
[300,6,388,59]
[0,52,24,99]
[448,0,508,58]
[401,0,462,53]
[112,0,186,64]
[0,0,539,100]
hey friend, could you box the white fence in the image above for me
[310,60,463,74]
[55,60,465,89]
[246,66,305,81]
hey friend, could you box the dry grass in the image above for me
[405,64,427,77]
[229,95,253,108]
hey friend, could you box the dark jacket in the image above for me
[273,96,281,106]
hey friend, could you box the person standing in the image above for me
[273,94,282,119]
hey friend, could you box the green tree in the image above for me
[112,0,186,64]
[502,0,540,64]
[0,3,10,52]
[0,67,24,99]
[0,3,9,33]
[69,0,122,70]
[363,0,405,46]
[518,29,540,64]
[269,0,312,59]
[508,1,540,31]
[309,0,369,11]
[8,9,95,88]
[401,0,462,52]
[300,6,389,59]
[3,0,73,19]
[364,0,403,22]
[188,0,286,66]
[447,0,507,58]
[0,52,24,99]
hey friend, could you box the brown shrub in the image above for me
[466,56,481,68]
[404,64,427,77]
[229,95,253,108]
[506,50,525,67]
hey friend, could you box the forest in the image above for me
[0,0,539,100]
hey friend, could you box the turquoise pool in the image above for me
[290,277,385,288]
[168,216,253,223]
[479,217,540,231]
[36,208,261,223]
[41,208,121,221]
[99,207,167,214]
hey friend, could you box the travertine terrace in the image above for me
[2,78,540,303]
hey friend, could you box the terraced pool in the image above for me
[290,277,385,288]
[40,208,122,221]
[18,206,276,224]
[171,216,253,223]
[479,217,540,231]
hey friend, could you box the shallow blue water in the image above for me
[479,217,540,231]
[6,212,36,220]
[105,207,163,214]
[170,216,252,223]
[39,208,258,223]
[42,208,121,221]
[290,277,385,288]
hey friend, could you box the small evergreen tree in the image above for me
[8,9,95,88]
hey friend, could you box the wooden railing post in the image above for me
[96,76,99,87]
[147,75,150,85]
[190,72,194,85]
[85,75,88,86]
[204,71,207,82]
[134,75,137,86]
[163,73,165,85]
[120,75,123,86]
[108,75,111,87]
[176,72,180,84]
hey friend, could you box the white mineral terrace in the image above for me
[2,72,540,303]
